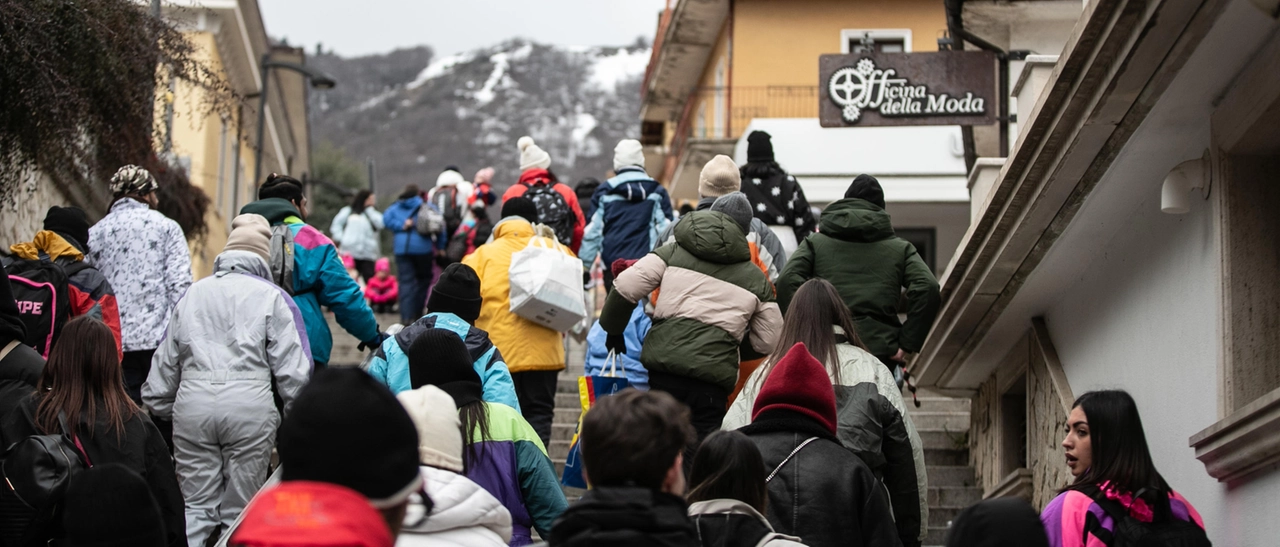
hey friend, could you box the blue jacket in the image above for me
[579,168,672,269]
[382,196,444,256]
[240,198,380,365]
[367,312,521,411]
[585,301,651,390]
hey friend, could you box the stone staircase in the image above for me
[549,337,589,500]
[325,311,401,367]
[908,392,981,546]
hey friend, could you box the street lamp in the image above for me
[253,53,336,189]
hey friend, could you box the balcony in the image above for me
[662,85,819,199]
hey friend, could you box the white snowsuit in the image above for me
[143,250,312,547]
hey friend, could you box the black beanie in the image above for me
[844,174,886,210]
[746,131,774,163]
[62,464,167,547]
[43,206,91,251]
[427,263,482,323]
[501,196,539,223]
[278,368,421,508]
[406,328,483,408]
[0,274,26,345]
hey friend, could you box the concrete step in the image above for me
[929,506,962,528]
[926,465,976,488]
[549,439,573,462]
[917,429,968,451]
[927,485,983,508]
[556,392,580,408]
[552,423,578,442]
[924,525,951,546]
[557,377,579,394]
[909,412,970,432]
[554,407,583,424]
[924,447,968,466]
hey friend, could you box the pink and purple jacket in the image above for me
[1040,489,1204,547]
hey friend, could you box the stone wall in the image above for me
[1028,319,1075,510]
[971,372,1001,494]
[1,170,107,250]
[968,320,1076,509]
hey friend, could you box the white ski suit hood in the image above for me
[397,466,512,546]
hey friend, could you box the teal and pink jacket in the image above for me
[1040,488,1204,547]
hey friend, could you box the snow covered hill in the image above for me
[308,40,649,198]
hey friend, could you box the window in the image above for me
[896,227,937,273]
[840,29,913,54]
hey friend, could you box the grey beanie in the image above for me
[710,192,753,234]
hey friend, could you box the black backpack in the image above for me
[0,412,92,546]
[524,181,574,247]
[4,255,89,358]
[432,186,464,238]
[1082,487,1212,547]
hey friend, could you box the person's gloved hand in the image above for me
[605,333,627,355]
[359,332,391,352]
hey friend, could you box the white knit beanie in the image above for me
[436,169,465,188]
[397,386,464,473]
[699,154,741,198]
[613,139,645,172]
[517,136,551,172]
[223,214,272,264]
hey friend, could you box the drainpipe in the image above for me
[943,0,1025,159]
[726,0,734,138]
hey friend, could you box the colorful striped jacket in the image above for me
[465,402,567,546]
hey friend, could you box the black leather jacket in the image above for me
[740,410,902,547]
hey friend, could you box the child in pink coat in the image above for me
[364,257,399,314]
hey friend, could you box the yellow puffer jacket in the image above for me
[462,218,573,373]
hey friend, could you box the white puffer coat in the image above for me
[397,466,513,546]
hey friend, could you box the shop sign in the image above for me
[819,51,997,127]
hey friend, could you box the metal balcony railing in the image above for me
[663,85,819,181]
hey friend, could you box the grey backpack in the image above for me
[269,224,296,294]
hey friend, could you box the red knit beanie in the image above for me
[751,343,838,435]
[611,258,639,278]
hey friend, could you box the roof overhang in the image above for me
[912,0,1246,390]
[641,0,729,123]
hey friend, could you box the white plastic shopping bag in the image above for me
[509,229,587,332]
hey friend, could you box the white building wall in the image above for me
[1041,184,1280,544]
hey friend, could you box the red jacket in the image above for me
[502,169,586,253]
[364,274,399,305]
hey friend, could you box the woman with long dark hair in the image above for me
[330,189,384,283]
[723,278,929,547]
[686,430,804,546]
[1041,390,1208,547]
[0,317,185,547]
[404,328,566,546]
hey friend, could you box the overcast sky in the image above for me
[258,0,668,57]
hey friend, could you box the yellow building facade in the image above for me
[164,0,312,278]
[642,0,947,199]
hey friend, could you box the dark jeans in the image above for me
[353,259,376,285]
[512,370,559,447]
[395,254,435,325]
[122,349,156,406]
[648,372,729,475]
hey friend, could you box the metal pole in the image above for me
[253,53,270,189]
[367,157,376,193]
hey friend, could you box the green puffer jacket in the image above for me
[777,198,940,356]
[600,211,782,393]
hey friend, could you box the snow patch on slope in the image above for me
[587,48,650,91]
[408,51,474,90]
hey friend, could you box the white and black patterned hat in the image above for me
[110,165,158,195]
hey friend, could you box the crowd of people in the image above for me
[0,131,1210,547]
